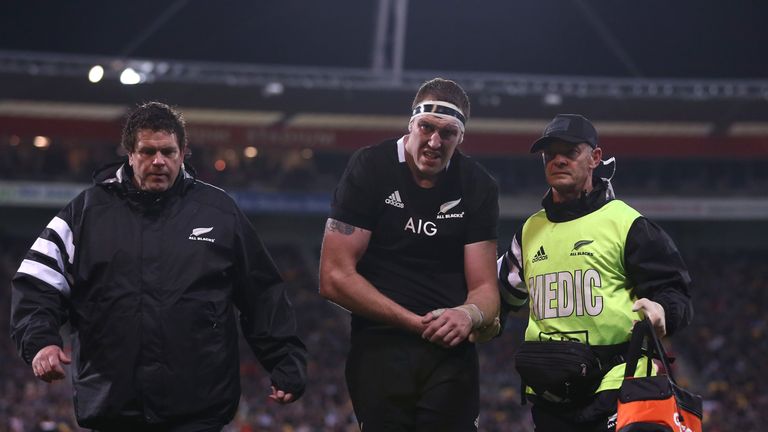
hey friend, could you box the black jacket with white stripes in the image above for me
[497,179,693,336]
[10,162,307,428]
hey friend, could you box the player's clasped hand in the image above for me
[421,308,473,347]
[469,316,501,343]
[32,345,71,383]
[268,386,295,404]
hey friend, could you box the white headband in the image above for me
[410,100,466,133]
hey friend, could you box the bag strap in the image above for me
[645,318,679,385]
[623,318,678,384]
[592,342,630,372]
[520,379,527,405]
[623,320,646,378]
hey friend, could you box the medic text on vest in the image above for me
[528,269,604,320]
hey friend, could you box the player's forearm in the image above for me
[465,282,500,327]
[320,269,422,333]
[462,240,501,328]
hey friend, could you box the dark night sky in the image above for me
[1,0,767,79]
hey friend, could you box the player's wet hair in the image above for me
[412,78,470,121]
[121,101,187,153]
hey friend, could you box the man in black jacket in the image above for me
[10,102,308,431]
[497,114,693,431]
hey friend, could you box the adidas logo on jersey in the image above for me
[385,190,405,208]
[532,245,548,262]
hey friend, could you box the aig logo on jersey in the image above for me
[404,217,437,236]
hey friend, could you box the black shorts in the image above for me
[345,328,479,432]
[530,390,618,432]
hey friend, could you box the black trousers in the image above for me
[91,416,224,432]
[345,329,479,432]
[530,390,619,432]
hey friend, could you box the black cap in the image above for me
[530,114,598,153]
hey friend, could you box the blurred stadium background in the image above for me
[1,1,767,431]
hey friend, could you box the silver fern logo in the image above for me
[572,240,594,250]
[191,227,213,236]
[437,198,464,219]
[189,227,215,243]
[439,198,461,213]
[570,240,594,256]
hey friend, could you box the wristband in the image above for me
[451,304,484,329]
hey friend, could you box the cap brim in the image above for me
[529,134,591,153]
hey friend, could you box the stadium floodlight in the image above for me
[33,136,50,148]
[2,51,768,101]
[88,65,104,83]
[243,146,258,158]
[543,93,562,106]
[263,81,284,97]
[119,67,142,85]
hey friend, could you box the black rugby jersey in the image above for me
[331,138,499,330]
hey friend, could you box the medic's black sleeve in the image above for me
[625,217,693,336]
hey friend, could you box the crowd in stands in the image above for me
[2,135,767,196]
[2,225,767,430]
[2,130,766,430]
[479,156,768,197]
[674,250,768,431]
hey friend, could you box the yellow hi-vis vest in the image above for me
[522,199,652,392]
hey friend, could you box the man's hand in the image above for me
[32,345,71,383]
[268,386,295,404]
[632,298,666,337]
[421,308,473,347]
[468,316,501,343]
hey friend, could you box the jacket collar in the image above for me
[94,160,196,208]
[541,178,615,222]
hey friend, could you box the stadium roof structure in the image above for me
[3,1,767,78]
[1,2,767,221]
[1,1,767,125]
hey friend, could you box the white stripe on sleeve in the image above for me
[504,254,524,289]
[30,238,66,273]
[497,235,528,307]
[47,216,75,265]
[17,259,71,297]
[508,237,524,288]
